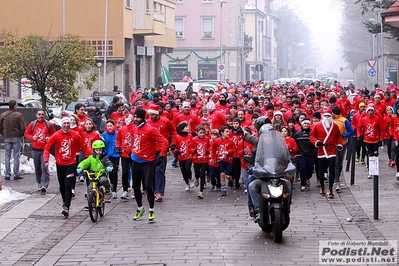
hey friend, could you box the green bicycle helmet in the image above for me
[92,140,105,149]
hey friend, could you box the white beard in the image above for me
[322,117,332,128]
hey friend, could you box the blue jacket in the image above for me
[101,131,120,158]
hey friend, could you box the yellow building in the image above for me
[0,0,176,99]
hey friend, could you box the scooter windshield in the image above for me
[253,124,296,178]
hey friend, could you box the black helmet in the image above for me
[254,116,271,132]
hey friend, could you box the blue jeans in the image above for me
[4,137,22,177]
[246,174,254,207]
[248,178,262,213]
[154,152,167,195]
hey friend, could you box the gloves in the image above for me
[116,147,122,154]
[77,168,82,174]
[155,156,165,166]
[170,144,176,151]
[106,166,113,172]
[316,141,324,147]
[336,145,343,151]
[289,148,293,153]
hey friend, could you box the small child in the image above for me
[189,125,210,199]
[211,126,236,197]
[175,121,194,191]
[77,140,113,194]
[208,129,220,191]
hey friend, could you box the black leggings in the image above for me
[194,162,208,192]
[179,159,192,184]
[121,156,131,192]
[231,158,241,186]
[56,164,76,208]
[132,160,155,209]
[318,157,336,190]
[109,157,120,192]
[364,142,379,168]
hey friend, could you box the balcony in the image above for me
[133,9,166,36]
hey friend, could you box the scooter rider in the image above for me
[243,116,271,218]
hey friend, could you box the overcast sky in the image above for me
[291,0,343,73]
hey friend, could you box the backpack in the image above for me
[31,120,51,134]
[0,110,15,135]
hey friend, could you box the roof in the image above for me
[382,1,399,30]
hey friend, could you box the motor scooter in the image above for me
[251,124,296,243]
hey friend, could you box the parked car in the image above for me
[99,91,128,105]
[194,80,229,88]
[172,82,217,93]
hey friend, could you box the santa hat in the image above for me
[61,117,71,124]
[182,102,190,108]
[147,104,159,115]
[366,105,375,112]
[301,118,311,126]
[322,108,332,116]
[274,110,283,117]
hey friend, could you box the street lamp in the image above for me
[97,62,102,89]
[62,0,65,36]
[219,0,227,81]
[103,0,109,92]
[369,18,377,86]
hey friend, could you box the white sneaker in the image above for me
[396,172,399,179]
[112,192,117,199]
[334,182,341,192]
[121,191,129,199]
[37,184,41,191]
[185,184,190,191]
[71,189,75,198]
[300,186,306,192]
[189,179,194,188]
[131,190,135,199]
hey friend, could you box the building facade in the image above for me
[166,0,276,83]
[0,0,176,99]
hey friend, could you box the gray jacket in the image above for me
[84,97,107,122]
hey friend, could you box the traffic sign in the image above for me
[218,64,225,75]
[368,68,376,77]
[367,59,377,68]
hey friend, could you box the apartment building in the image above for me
[166,0,276,83]
[0,0,176,99]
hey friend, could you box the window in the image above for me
[125,0,132,9]
[91,40,114,57]
[176,0,183,3]
[202,0,213,3]
[175,17,185,39]
[201,17,214,39]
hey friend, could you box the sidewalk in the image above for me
[0,153,397,265]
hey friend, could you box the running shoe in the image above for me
[148,211,155,222]
[121,191,129,199]
[61,206,69,217]
[133,209,146,220]
[197,192,204,199]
